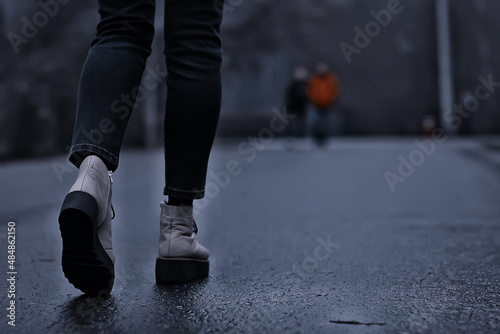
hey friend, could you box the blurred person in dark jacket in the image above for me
[308,62,341,146]
[285,66,309,139]
[58,0,224,295]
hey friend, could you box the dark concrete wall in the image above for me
[0,0,165,160]
[0,1,97,159]
[451,0,500,134]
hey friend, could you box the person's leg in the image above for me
[69,0,155,171]
[156,0,224,284]
[163,0,224,201]
[60,0,155,294]
[314,107,327,146]
[298,113,307,138]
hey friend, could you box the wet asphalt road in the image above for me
[0,137,499,333]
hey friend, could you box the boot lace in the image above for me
[193,219,198,234]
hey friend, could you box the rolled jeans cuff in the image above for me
[164,186,205,200]
[69,144,119,171]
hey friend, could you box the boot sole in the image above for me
[58,191,114,294]
[155,257,209,284]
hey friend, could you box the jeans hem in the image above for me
[69,144,119,171]
[164,186,205,200]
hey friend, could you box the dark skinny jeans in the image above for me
[69,0,224,200]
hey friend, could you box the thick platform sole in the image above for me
[58,191,114,294]
[155,257,209,284]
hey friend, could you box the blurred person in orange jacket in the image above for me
[308,62,341,146]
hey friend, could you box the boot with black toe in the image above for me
[58,155,115,294]
[155,202,209,284]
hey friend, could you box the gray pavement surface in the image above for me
[0,137,499,333]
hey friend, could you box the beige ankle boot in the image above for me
[156,202,209,284]
[59,155,115,294]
